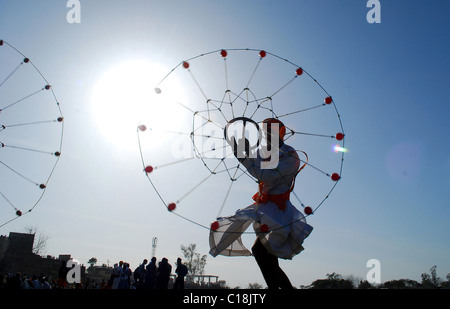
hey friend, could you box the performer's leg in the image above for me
[277,267,293,289]
[252,238,294,289]
[251,238,280,289]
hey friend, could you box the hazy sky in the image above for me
[1,0,449,288]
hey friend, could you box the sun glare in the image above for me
[91,59,184,150]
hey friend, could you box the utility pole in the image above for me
[151,237,158,258]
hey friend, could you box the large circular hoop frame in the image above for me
[0,40,64,227]
[138,48,345,232]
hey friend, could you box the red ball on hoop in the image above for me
[259,50,266,58]
[260,224,269,233]
[144,166,154,173]
[220,49,227,57]
[211,221,220,231]
[304,206,313,215]
[16,210,22,216]
[168,203,176,211]
[331,173,341,181]
[296,68,303,76]
[325,96,333,104]
[335,132,344,141]
[182,61,190,69]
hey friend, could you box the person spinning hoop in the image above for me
[209,118,313,289]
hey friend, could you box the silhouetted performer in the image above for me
[210,118,313,289]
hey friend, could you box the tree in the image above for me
[381,279,421,289]
[441,273,450,289]
[247,282,263,289]
[309,273,354,289]
[421,265,441,289]
[358,280,375,289]
[88,257,98,268]
[180,244,207,277]
[24,225,50,255]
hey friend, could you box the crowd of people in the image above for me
[109,257,186,290]
[0,257,188,290]
[0,272,54,289]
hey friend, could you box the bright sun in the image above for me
[91,59,182,150]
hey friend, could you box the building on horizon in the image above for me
[0,232,86,281]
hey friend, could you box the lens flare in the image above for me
[333,145,347,153]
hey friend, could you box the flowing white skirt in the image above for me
[209,201,313,260]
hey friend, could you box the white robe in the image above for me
[209,144,313,260]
